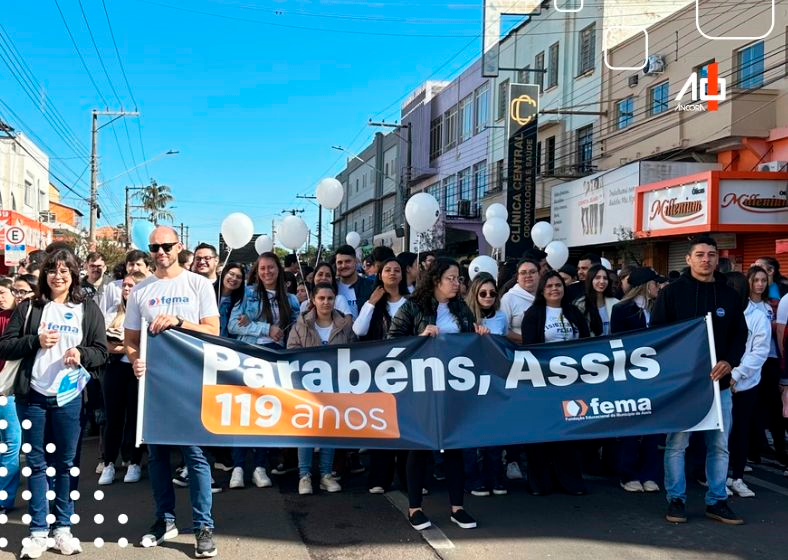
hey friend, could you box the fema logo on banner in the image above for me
[563,397,653,421]
[715,308,725,318]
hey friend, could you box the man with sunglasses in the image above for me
[123,226,220,558]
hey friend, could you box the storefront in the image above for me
[634,171,788,273]
[0,210,53,275]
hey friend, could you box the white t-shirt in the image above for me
[124,270,219,331]
[31,302,85,396]
[352,298,407,337]
[544,306,577,343]
[776,293,788,325]
[315,324,333,345]
[436,303,460,334]
[98,279,122,321]
[337,282,359,319]
[598,305,610,336]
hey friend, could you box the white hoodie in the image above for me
[731,300,770,393]
[500,284,536,336]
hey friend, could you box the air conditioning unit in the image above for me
[757,161,788,172]
[628,74,639,88]
[643,54,666,75]
[458,199,471,216]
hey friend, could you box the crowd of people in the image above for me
[0,229,786,558]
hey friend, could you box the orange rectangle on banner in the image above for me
[201,384,400,439]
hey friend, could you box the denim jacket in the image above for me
[228,286,299,345]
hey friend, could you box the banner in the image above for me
[139,318,721,449]
[505,83,539,258]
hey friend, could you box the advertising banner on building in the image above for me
[139,318,721,450]
[551,162,719,247]
[505,83,539,257]
[719,179,788,224]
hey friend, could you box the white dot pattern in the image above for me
[0,419,8,430]
[93,490,104,501]
[70,490,80,501]
[0,395,7,406]
[70,514,80,524]
[69,467,80,477]
[118,537,128,548]
[94,514,104,525]
[93,538,104,548]
[21,419,31,430]
[21,443,31,454]
[46,490,56,501]
[21,466,31,477]
[21,514,31,525]
[0,443,6,453]
[0,513,7,524]
[0,537,7,548]
[21,490,31,501]
[45,514,55,524]
[117,514,128,524]
[46,443,56,453]
[46,467,56,478]
[0,467,7,478]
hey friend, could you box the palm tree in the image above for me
[136,179,174,224]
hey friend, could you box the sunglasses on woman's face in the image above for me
[478,290,497,298]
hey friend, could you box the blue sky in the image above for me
[0,0,491,249]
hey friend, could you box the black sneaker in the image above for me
[408,510,432,531]
[173,466,189,487]
[141,518,179,547]
[432,464,446,481]
[270,463,296,476]
[450,509,477,529]
[705,500,744,525]
[348,453,366,474]
[665,499,687,523]
[210,478,223,494]
[195,527,218,558]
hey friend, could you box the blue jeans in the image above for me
[0,395,21,510]
[147,445,213,530]
[298,448,335,477]
[231,447,268,470]
[17,391,82,532]
[463,447,504,490]
[665,388,732,505]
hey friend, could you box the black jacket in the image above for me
[388,298,476,338]
[520,303,590,345]
[610,299,649,334]
[0,299,108,404]
[651,269,747,389]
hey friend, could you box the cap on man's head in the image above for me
[628,267,666,287]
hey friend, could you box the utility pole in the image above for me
[369,120,412,250]
[282,208,304,216]
[296,194,321,265]
[178,222,185,241]
[89,109,139,245]
[124,185,145,249]
[184,226,190,249]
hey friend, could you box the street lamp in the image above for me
[100,149,179,187]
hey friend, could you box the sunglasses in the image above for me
[148,243,178,253]
[478,290,498,298]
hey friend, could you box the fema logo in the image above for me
[64,312,74,320]
[562,400,589,419]
[148,299,157,306]
[715,308,725,318]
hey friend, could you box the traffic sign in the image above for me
[4,243,26,267]
[6,226,24,245]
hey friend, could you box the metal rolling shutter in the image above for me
[743,234,788,272]
[667,241,688,275]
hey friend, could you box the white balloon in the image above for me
[405,192,440,233]
[278,215,309,250]
[221,213,254,250]
[255,234,273,255]
[485,203,508,221]
[482,218,510,249]
[545,240,569,270]
[468,255,498,282]
[346,231,361,249]
[531,221,555,249]
[315,178,344,210]
[600,257,612,270]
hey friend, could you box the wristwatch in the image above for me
[175,315,184,328]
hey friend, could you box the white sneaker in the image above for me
[52,529,82,555]
[729,478,755,498]
[98,463,115,485]
[252,467,272,488]
[20,536,48,559]
[506,462,523,480]
[319,473,342,493]
[124,464,142,483]
[229,467,245,489]
[643,480,660,492]
[95,461,104,475]
[298,475,313,495]
[369,486,385,494]
[744,465,753,473]
[620,480,644,492]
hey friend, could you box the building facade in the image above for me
[597,0,788,271]
[332,131,401,253]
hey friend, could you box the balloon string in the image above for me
[217,250,232,300]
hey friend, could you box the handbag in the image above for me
[0,304,33,396]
